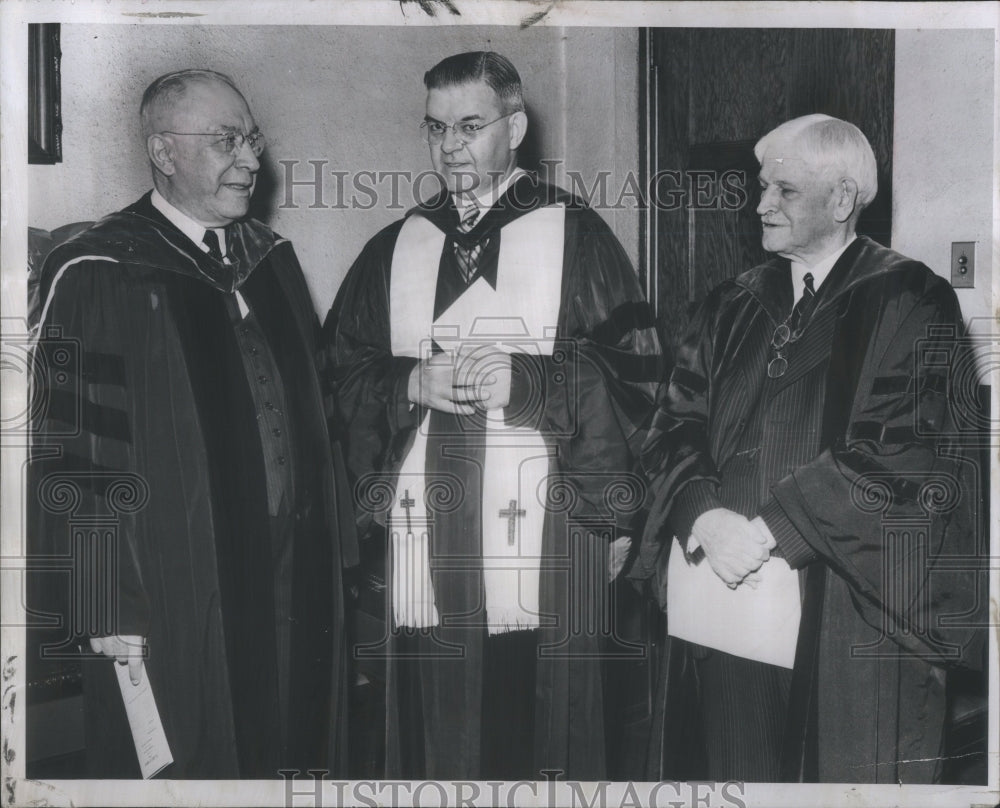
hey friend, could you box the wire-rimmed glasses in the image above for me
[420,114,513,145]
[159,130,266,157]
[767,318,803,378]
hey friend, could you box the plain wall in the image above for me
[28,24,639,316]
[31,25,994,326]
[893,28,995,334]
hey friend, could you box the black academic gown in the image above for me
[635,237,986,782]
[325,175,662,779]
[28,193,354,778]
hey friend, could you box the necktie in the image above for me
[458,204,480,233]
[453,205,484,285]
[790,272,815,336]
[202,229,225,262]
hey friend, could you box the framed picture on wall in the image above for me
[28,22,61,164]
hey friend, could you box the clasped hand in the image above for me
[408,344,512,415]
[690,508,776,589]
[90,634,146,685]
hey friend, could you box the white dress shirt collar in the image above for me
[789,236,856,302]
[151,188,228,259]
[453,167,527,221]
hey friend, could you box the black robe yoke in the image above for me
[28,193,352,778]
[636,237,985,783]
[325,176,662,779]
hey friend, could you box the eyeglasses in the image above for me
[767,317,804,378]
[420,114,513,144]
[159,130,266,157]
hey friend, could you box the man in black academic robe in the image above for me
[27,70,354,778]
[634,115,986,782]
[326,52,661,780]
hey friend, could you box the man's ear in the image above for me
[147,134,175,176]
[833,177,859,224]
[508,110,528,151]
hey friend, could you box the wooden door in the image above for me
[644,28,895,351]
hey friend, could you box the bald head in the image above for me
[140,69,245,140]
[141,69,260,227]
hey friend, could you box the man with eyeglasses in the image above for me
[29,69,353,777]
[326,51,661,779]
[635,115,983,782]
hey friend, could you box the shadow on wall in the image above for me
[248,159,279,226]
[518,102,546,178]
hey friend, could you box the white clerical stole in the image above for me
[388,204,566,634]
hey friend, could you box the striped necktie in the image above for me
[790,272,815,336]
[459,204,480,233]
[453,205,483,285]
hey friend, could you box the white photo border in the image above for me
[2,1,997,806]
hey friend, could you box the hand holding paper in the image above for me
[690,508,771,588]
[90,634,145,685]
[113,661,174,778]
[750,515,777,549]
[666,536,801,669]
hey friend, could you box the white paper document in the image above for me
[114,661,174,778]
[666,537,802,668]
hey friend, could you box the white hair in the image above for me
[754,114,878,209]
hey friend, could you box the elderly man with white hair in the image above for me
[636,114,984,782]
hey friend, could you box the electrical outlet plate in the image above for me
[951,241,975,288]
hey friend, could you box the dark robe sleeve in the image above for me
[635,282,737,576]
[31,260,151,638]
[271,241,360,571]
[322,222,420,533]
[761,277,985,666]
[539,207,663,532]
